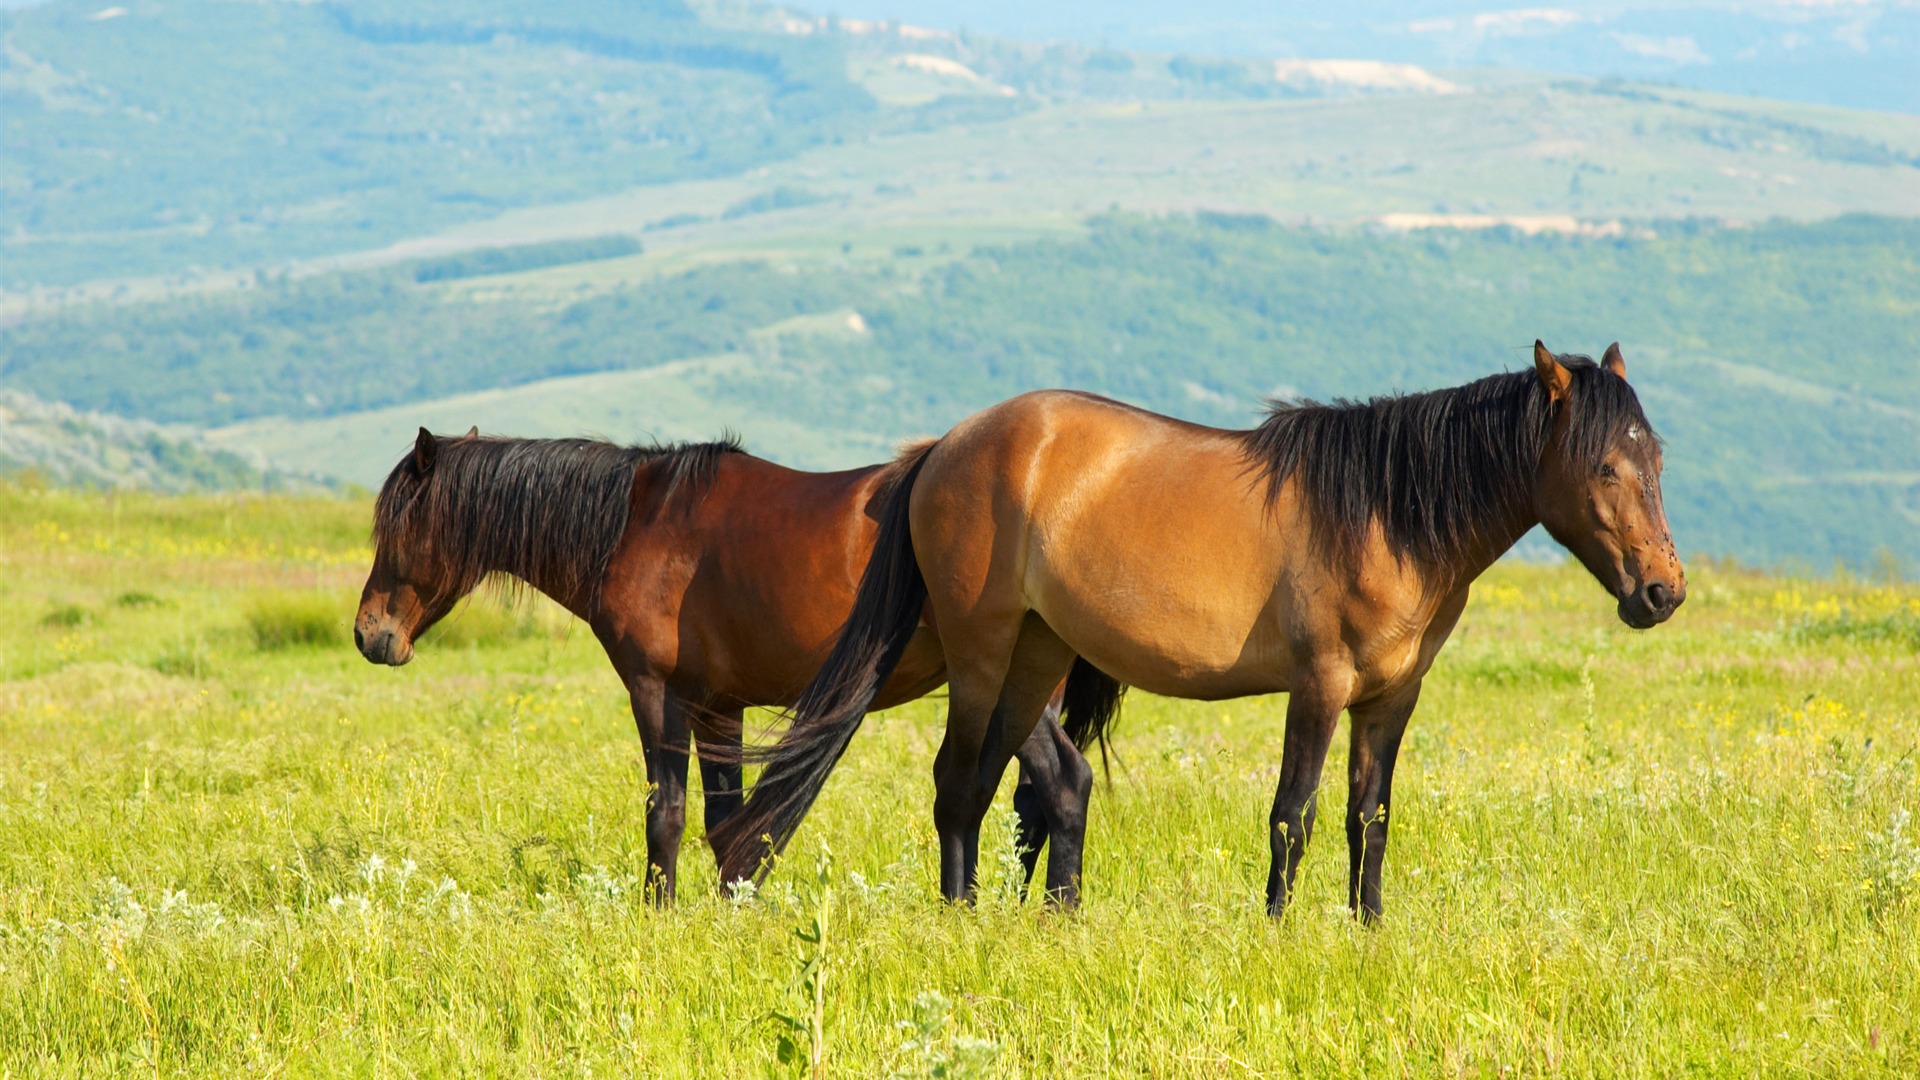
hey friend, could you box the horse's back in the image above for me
[601,451,947,708]
[915,392,1299,698]
[600,454,876,701]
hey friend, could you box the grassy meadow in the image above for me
[1,483,1917,1076]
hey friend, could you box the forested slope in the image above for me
[6,214,1912,566]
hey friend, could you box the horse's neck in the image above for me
[505,568,596,623]
[1431,403,1550,593]
[1437,494,1540,597]
[469,533,599,624]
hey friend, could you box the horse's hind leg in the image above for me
[629,678,691,905]
[934,614,1078,903]
[1346,682,1420,923]
[1011,767,1049,890]
[1010,685,1067,891]
[695,707,746,865]
[1010,703,1095,908]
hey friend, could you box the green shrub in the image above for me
[115,590,169,609]
[1789,610,1920,650]
[720,186,827,220]
[246,593,346,650]
[409,235,641,283]
[40,603,90,629]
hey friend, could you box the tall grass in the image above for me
[245,591,345,650]
[0,490,1915,1076]
[1791,609,1920,651]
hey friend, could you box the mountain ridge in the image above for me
[1,1,1915,571]
[13,1,1913,293]
[0,388,323,493]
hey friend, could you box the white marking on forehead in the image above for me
[1627,425,1644,441]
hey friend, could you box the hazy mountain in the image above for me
[7,1,1916,291]
[0,0,1915,568]
[0,388,318,492]
[8,213,1916,566]
[818,1,1920,113]
[0,0,872,287]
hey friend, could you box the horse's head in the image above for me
[355,427,474,666]
[1530,341,1686,629]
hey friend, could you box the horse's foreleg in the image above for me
[695,707,745,861]
[1010,702,1094,909]
[629,679,691,905]
[1346,683,1420,923]
[1266,676,1350,916]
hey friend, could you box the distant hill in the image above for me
[14,1,1914,293]
[1,0,1469,290]
[0,389,318,493]
[10,214,1910,566]
[2,0,1917,569]
[0,0,872,287]
[818,1,1920,113]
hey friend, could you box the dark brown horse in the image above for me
[353,428,1120,903]
[716,342,1685,918]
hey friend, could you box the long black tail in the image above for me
[1061,657,1126,773]
[712,443,937,884]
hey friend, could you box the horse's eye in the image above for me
[1600,463,1618,480]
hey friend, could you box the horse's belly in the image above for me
[1029,556,1290,701]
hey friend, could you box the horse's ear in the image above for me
[1533,340,1572,404]
[413,427,438,474]
[463,426,479,440]
[1601,342,1627,380]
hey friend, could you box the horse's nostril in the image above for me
[1646,581,1671,611]
[353,626,366,651]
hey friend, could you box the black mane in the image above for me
[371,433,743,610]
[1240,358,1655,572]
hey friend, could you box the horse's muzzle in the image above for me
[1618,578,1685,629]
[356,625,413,666]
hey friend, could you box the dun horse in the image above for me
[353,428,1120,903]
[716,343,1685,918]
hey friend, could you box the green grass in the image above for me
[244,591,349,651]
[1,484,1917,1075]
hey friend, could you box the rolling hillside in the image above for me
[8,214,1911,567]
[7,1,1918,296]
[3,0,1523,291]
[2,0,1917,570]
[822,1,1920,113]
[0,0,871,287]
[358,75,1920,274]
[0,388,312,493]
